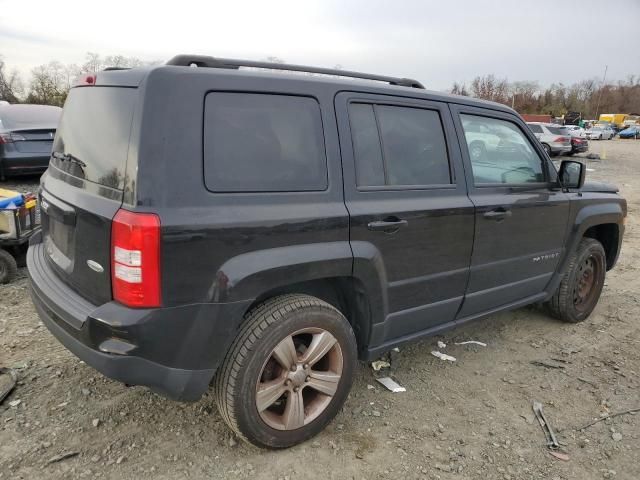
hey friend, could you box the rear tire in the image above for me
[547,238,606,323]
[0,249,18,284]
[215,294,357,449]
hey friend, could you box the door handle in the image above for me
[367,218,408,233]
[483,208,512,221]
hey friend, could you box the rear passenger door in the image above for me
[335,93,475,344]
[451,106,570,319]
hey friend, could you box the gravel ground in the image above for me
[1,139,639,480]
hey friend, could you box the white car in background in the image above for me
[563,125,586,137]
[526,122,572,156]
[586,126,614,140]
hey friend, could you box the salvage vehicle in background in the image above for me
[564,125,586,138]
[526,122,572,156]
[568,136,589,155]
[586,125,614,140]
[619,125,640,139]
[28,55,626,448]
[0,103,62,180]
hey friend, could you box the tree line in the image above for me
[1,52,639,118]
[0,52,158,106]
[451,74,640,119]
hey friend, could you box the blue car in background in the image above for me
[619,126,640,139]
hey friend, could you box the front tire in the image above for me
[542,143,552,156]
[547,238,606,323]
[215,294,357,448]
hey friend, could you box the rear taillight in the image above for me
[554,136,569,143]
[0,133,26,143]
[111,209,161,308]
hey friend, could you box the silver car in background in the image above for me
[586,125,614,140]
[526,122,572,156]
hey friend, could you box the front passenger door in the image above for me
[451,106,570,319]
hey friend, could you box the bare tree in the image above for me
[81,52,103,74]
[470,74,509,103]
[0,56,24,103]
[26,61,69,106]
[450,82,469,96]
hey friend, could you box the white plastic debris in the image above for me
[376,377,406,393]
[8,399,21,407]
[431,351,457,362]
[437,340,447,349]
[371,360,391,371]
[454,340,487,347]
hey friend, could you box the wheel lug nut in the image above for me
[290,365,297,372]
[293,387,299,392]
[285,379,291,386]
[303,364,309,369]
[305,376,310,382]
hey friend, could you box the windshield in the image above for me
[0,105,62,130]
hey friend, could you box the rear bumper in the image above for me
[27,234,251,401]
[550,144,572,153]
[1,153,49,175]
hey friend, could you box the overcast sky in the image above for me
[1,0,638,91]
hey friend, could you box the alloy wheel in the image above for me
[255,328,343,431]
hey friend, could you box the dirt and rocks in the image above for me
[1,139,639,480]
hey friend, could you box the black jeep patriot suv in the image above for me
[28,55,626,448]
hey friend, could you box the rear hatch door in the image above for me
[41,85,137,306]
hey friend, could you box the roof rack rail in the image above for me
[166,54,425,89]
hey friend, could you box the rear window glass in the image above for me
[0,105,61,129]
[204,93,327,192]
[51,87,136,190]
[547,126,568,135]
[527,124,543,133]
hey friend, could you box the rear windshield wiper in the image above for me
[51,151,87,168]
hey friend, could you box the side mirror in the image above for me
[558,160,586,189]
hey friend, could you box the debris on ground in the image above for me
[437,340,447,349]
[530,360,565,370]
[577,407,640,430]
[376,377,406,393]
[431,351,456,362]
[371,360,391,371]
[586,153,601,160]
[532,401,561,450]
[47,451,79,464]
[549,451,570,461]
[0,367,17,404]
[454,340,487,347]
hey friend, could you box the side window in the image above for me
[350,104,385,187]
[350,103,451,187]
[527,123,543,134]
[204,93,327,192]
[460,114,545,185]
